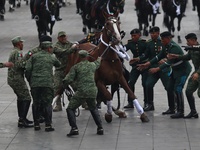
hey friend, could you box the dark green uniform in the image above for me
[139,37,174,111]
[178,46,200,117]
[25,49,61,129]
[125,38,148,106]
[150,40,192,118]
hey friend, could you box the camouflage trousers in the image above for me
[67,93,96,110]
[8,81,31,101]
[186,77,200,98]
[54,70,65,96]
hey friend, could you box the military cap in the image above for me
[160,31,172,38]
[41,41,53,48]
[185,33,197,39]
[130,28,141,35]
[78,50,89,58]
[149,26,160,33]
[58,31,66,37]
[39,35,52,43]
[11,36,24,44]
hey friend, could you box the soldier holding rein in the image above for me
[0,62,13,68]
[123,28,148,109]
[168,33,200,118]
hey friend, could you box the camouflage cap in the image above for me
[78,50,89,58]
[185,33,197,39]
[11,36,24,44]
[149,26,160,33]
[58,31,66,37]
[41,41,53,49]
[160,31,172,38]
[130,28,141,35]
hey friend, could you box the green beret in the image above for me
[149,26,160,33]
[78,50,89,58]
[41,41,53,48]
[11,36,24,44]
[185,33,197,39]
[160,31,172,38]
[130,28,141,35]
[58,31,66,37]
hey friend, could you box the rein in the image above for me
[172,0,180,15]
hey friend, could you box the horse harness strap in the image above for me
[172,0,181,15]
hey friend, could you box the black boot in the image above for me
[171,92,184,119]
[66,109,79,137]
[44,105,54,132]
[17,101,33,128]
[144,88,154,111]
[32,104,41,130]
[90,108,104,135]
[184,92,198,119]
[162,91,175,115]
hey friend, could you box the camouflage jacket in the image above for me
[7,47,26,83]
[25,50,61,88]
[23,46,41,61]
[63,59,100,98]
[53,41,74,71]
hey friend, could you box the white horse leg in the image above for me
[133,99,144,115]
[106,100,112,114]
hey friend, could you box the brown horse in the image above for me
[64,17,149,123]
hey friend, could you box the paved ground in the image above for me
[1,0,200,150]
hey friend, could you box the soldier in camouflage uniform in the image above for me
[25,41,61,132]
[168,33,200,119]
[0,62,13,68]
[138,31,192,119]
[53,31,78,112]
[131,27,175,113]
[63,50,103,137]
[7,36,33,128]
[123,28,148,109]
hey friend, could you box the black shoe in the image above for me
[144,104,154,111]
[67,128,79,137]
[157,11,161,14]
[25,118,33,124]
[162,109,175,115]
[124,103,134,109]
[39,116,45,123]
[193,7,196,11]
[45,125,55,132]
[184,111,199,119]
[76,10,79,14]
[34,123,41,131]
[97,127,104,135]
[170,112,184,119]
[18,119,34,128]
[9,7,15,12]
[0,15,4,21]
[56,17,62,21]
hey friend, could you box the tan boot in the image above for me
[53,99,62,112]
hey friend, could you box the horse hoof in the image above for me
[140,113,149,123]
[114,109,127,118]
[105,113,112,123]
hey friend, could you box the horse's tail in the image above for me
[163,13,170,29]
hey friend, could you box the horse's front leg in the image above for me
[118,76,149,122]
[96,81,113,123]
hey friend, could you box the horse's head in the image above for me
[110,0,125,14]
[103,17,121,44]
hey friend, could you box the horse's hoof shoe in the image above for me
[140,113,149,123]
[105,113,112,123]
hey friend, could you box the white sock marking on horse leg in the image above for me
[107,101,112,114]
[133,99,144,115]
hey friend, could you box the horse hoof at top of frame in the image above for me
[105,113,113,123]
[140,113,150,123]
